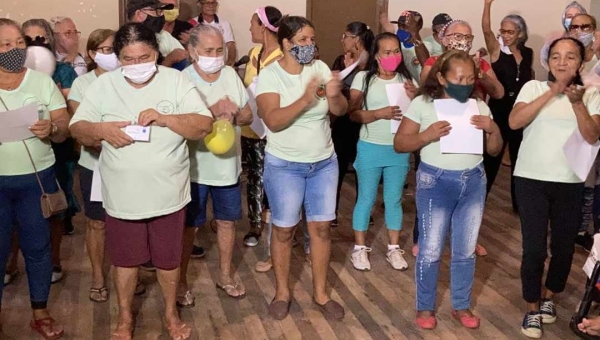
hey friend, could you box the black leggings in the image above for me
[332,115,361,212]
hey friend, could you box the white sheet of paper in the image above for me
[583,234,600,278]
[385,83,412,134]
[90,161,103,202]
[124,125,151,142]
[434,99,483,154]
[246,77,270,139]
[338,51,368,80]
[0,103,39,143]
[563,129,600,181]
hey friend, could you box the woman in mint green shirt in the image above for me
[348,32,417,272]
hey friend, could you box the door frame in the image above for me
[306,0,388,33]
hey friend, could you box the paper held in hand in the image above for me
[563,129,600,181]
[0,103,39,143]
[385,83,412,134]
[246,77,270,139]
[433,99,483,154]
[91,161,103,202]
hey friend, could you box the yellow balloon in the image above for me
[204,120,235,155]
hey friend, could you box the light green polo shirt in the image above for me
[0,69,66,175]
[351,71,416,145]
[157,30,184,58]
[423,35,444,57]
[183,65,248,186]
[68,70,98,170]
[255,59,334,163]
[403,95,491,170]
[514,80,600,183]
[70,66,212,220]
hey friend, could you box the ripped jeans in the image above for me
[415,161,486,311]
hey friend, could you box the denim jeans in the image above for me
[415,162,486,311]
[0,166,57,309]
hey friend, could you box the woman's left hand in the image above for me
[471,115,495,133]
[326,71,343,98]
[29,120,53,139]
[565,84,585,104]
[404,81,418,99]
[138,109,168,127]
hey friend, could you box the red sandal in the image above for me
[30,317,64,340]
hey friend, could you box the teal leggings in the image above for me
[352,164,409,232]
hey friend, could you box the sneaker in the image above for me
[386,248,408,271]
[540,299,557,324]
[51,266,63,284]
[350,247,372,271]
[521,311,542,338]
[140,261,156,272]
[191,246,206,259]
[576,232,594,252]
[243,232,260,247]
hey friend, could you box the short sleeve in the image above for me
[480,59,492,73]
[424,57,437,67]
[70,80,103,125]
[157,31,184,57]
[585,89,600,116]
[68,77,85,103]
[403,95,425,124]
[350,71,366,92]
[514,80,539,105]
[255,67,279,96]
[221,21,235,43]
[176,72,212,118]
[423,40,434,55]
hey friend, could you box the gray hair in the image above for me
[188,24,227,60]
[502,14,529,46]
[438,19,471,40]
[49,16,74,31]
[563,1,588,21]
[22,18,57,54]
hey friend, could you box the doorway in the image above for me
[307,0,387,67]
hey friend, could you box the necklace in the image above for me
[0,71,24,91]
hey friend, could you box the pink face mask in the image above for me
[379,55,403,72]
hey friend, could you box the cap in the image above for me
[390,10,421,26]
[432,13,452,27]
[127,0,174,18]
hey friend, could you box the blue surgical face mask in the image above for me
[290,44,316,64]
[564,17,573,31]
[445,80,474,103]
[397,29,414,48]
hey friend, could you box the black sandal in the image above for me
[89,286,109,303]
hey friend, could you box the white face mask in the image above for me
[196,55,225,74]
[94,52,120,71]
[121,60,157,84]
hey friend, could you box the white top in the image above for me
[191,16,235,43]
[156,30,185,58]
[68,70,98,170]
[56,53,87,76]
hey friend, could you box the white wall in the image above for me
[388,0,591,79]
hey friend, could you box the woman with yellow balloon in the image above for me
[179,24,253,305]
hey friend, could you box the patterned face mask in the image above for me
[446,38,472,53]
[290,44,316,65]
[0,47,27,73]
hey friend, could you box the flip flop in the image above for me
[216,282,246,299]
[30,317,64,340]
[89,286,109,303]
[176,290,195,308]
[268,300,291,320]
[167,322,192,340]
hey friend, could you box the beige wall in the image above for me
[388,0,591,79]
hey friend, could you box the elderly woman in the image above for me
[178,24,253,306]
[0,18,69,339]
[70,23,213,340]
[256,16,347,320]
[49,16,87,76]
[67,28,118,303]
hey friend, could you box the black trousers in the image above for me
[515,177,584,303]
[332,115,361,212]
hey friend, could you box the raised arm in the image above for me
[420,64,432,87]
[482,0,501,62]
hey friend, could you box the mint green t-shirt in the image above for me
[351,71,415,145]
[403,95,491,170]
[401,45,422,85]
[0,69,66,175]
[157,30,184,58]
[70,66,212,220]
[68,70,98,170]
[514,80,600,183]
[423,35,444,57]
[183,65,248,186]
[255,59,334,163]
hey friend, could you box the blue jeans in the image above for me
[0,167,57,309]
[185,182,242,227]
[415,162,486,311]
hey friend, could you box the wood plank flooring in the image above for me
[0,163,592,339]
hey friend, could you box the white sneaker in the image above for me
[387,248,408,271]
[351,247,372,271]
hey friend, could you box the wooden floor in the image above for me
[1,163,592,340]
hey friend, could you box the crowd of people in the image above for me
[2,0,600,339]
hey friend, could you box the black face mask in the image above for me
[143,15,166,34]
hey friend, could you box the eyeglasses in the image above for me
[199,1,218,7]
[342,33,357,39]
[499,29,518,35]
[142,8,163,17]
[444,33,475,42]
[569,24,594,32]
[55,30,81,38]
[95,46,114,54]
[24,35,46,45]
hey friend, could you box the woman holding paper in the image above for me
[180,24,253,304]
[348,32,416,272]
[70,23,213,340]
[509,37,600,339]
[256,16,347,320]
[395,49,502,330]
[0,18,69,339]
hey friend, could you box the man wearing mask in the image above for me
[188,0,236,66]
[161,0,193,45]
[424,13,452,57]
[128,0,188,68]
[50,16,87,76]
